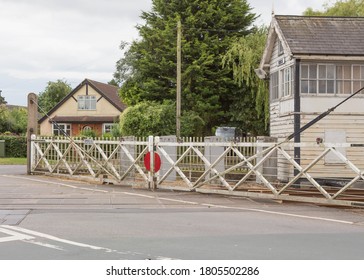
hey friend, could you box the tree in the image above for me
[114,0,257,135]
[304,0,364,16]
[222,26,269,135]
[119,101,204,137]
[38,80,72,114]
[0,90,6,105]
[0,105,27,135]
[8,107,27,135]
[0,105,9,133]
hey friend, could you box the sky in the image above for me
[0,0,330,106]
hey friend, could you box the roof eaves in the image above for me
[86,79,125,112]
[38,80,85,124]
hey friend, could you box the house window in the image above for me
[271,66,294,101]
[82,125,92,132]
[78,95,96,110]
[318,64,335,94]
[301,64,364,95]
[278,40,284,56]
[271,72,279,100]
[52,123,71,136]
[301,64,317,93]
[352,65,364,93]
[281,66,293,97]
[103,123,115,134]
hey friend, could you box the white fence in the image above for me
[30,135,364,207]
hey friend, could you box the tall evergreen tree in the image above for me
[115,0,257,135]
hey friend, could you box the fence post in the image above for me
[27,93,38,175]
[147,135,155,189]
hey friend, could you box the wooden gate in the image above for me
[30,135,364,207]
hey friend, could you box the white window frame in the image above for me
[271,65,294,101]
[78,95,97,110]
[52,123,71,136]
[103,123,115,134]
[281,66,293,97]
[301,63,364,95]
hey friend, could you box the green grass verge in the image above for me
[0,158,27,165]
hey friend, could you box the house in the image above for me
[257,15,364,180]
[38,79,126,136]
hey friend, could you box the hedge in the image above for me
[0,135,27,158]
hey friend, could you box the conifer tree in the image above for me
[115,0,257,135]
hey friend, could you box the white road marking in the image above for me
[3,174,356,225]
[23,240,65,251]
[0,226,34,242]
[2,225,116,252]
[201,203,355,225]
[0,225,178,259]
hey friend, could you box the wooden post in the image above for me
[176,19,182,138]
[27,93,38,175]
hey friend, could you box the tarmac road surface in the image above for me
[1,165,364,260]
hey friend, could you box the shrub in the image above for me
[0,135,27,157]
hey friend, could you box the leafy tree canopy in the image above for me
[304,0,364,16]
[38,79,72,114]
[114,0,257,135]
[0,105,27,135]
[222,26,269,135]
[119,100,204,137]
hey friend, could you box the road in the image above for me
[1,165,364,260]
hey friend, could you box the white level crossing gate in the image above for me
[30,135,364,207]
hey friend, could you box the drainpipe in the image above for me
[294,59,301,178]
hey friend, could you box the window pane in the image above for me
[91,97,96,110]
[343,66,351,79]
[301,81,308,93]
[319,65,326,79]
[327,80,334,93]
[309,80,317,93]
[327,65,335,79]
[353,81,361,93]
[319,80,326,93]
[336,81,343,94]
[344,81,351,93]
[336,66,343,79]
[309,65,317,78]
[301,65,308,79]
[353,66,360,79]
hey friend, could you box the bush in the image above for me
[119,101,205,137]
[79,129,97,138]
[0,135,27,157]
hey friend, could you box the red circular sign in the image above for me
[144,152,162,172]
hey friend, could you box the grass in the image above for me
[0,157,27,165]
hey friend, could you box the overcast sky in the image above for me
[0,0,329,106]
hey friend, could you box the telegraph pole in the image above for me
[176,19,182,138]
